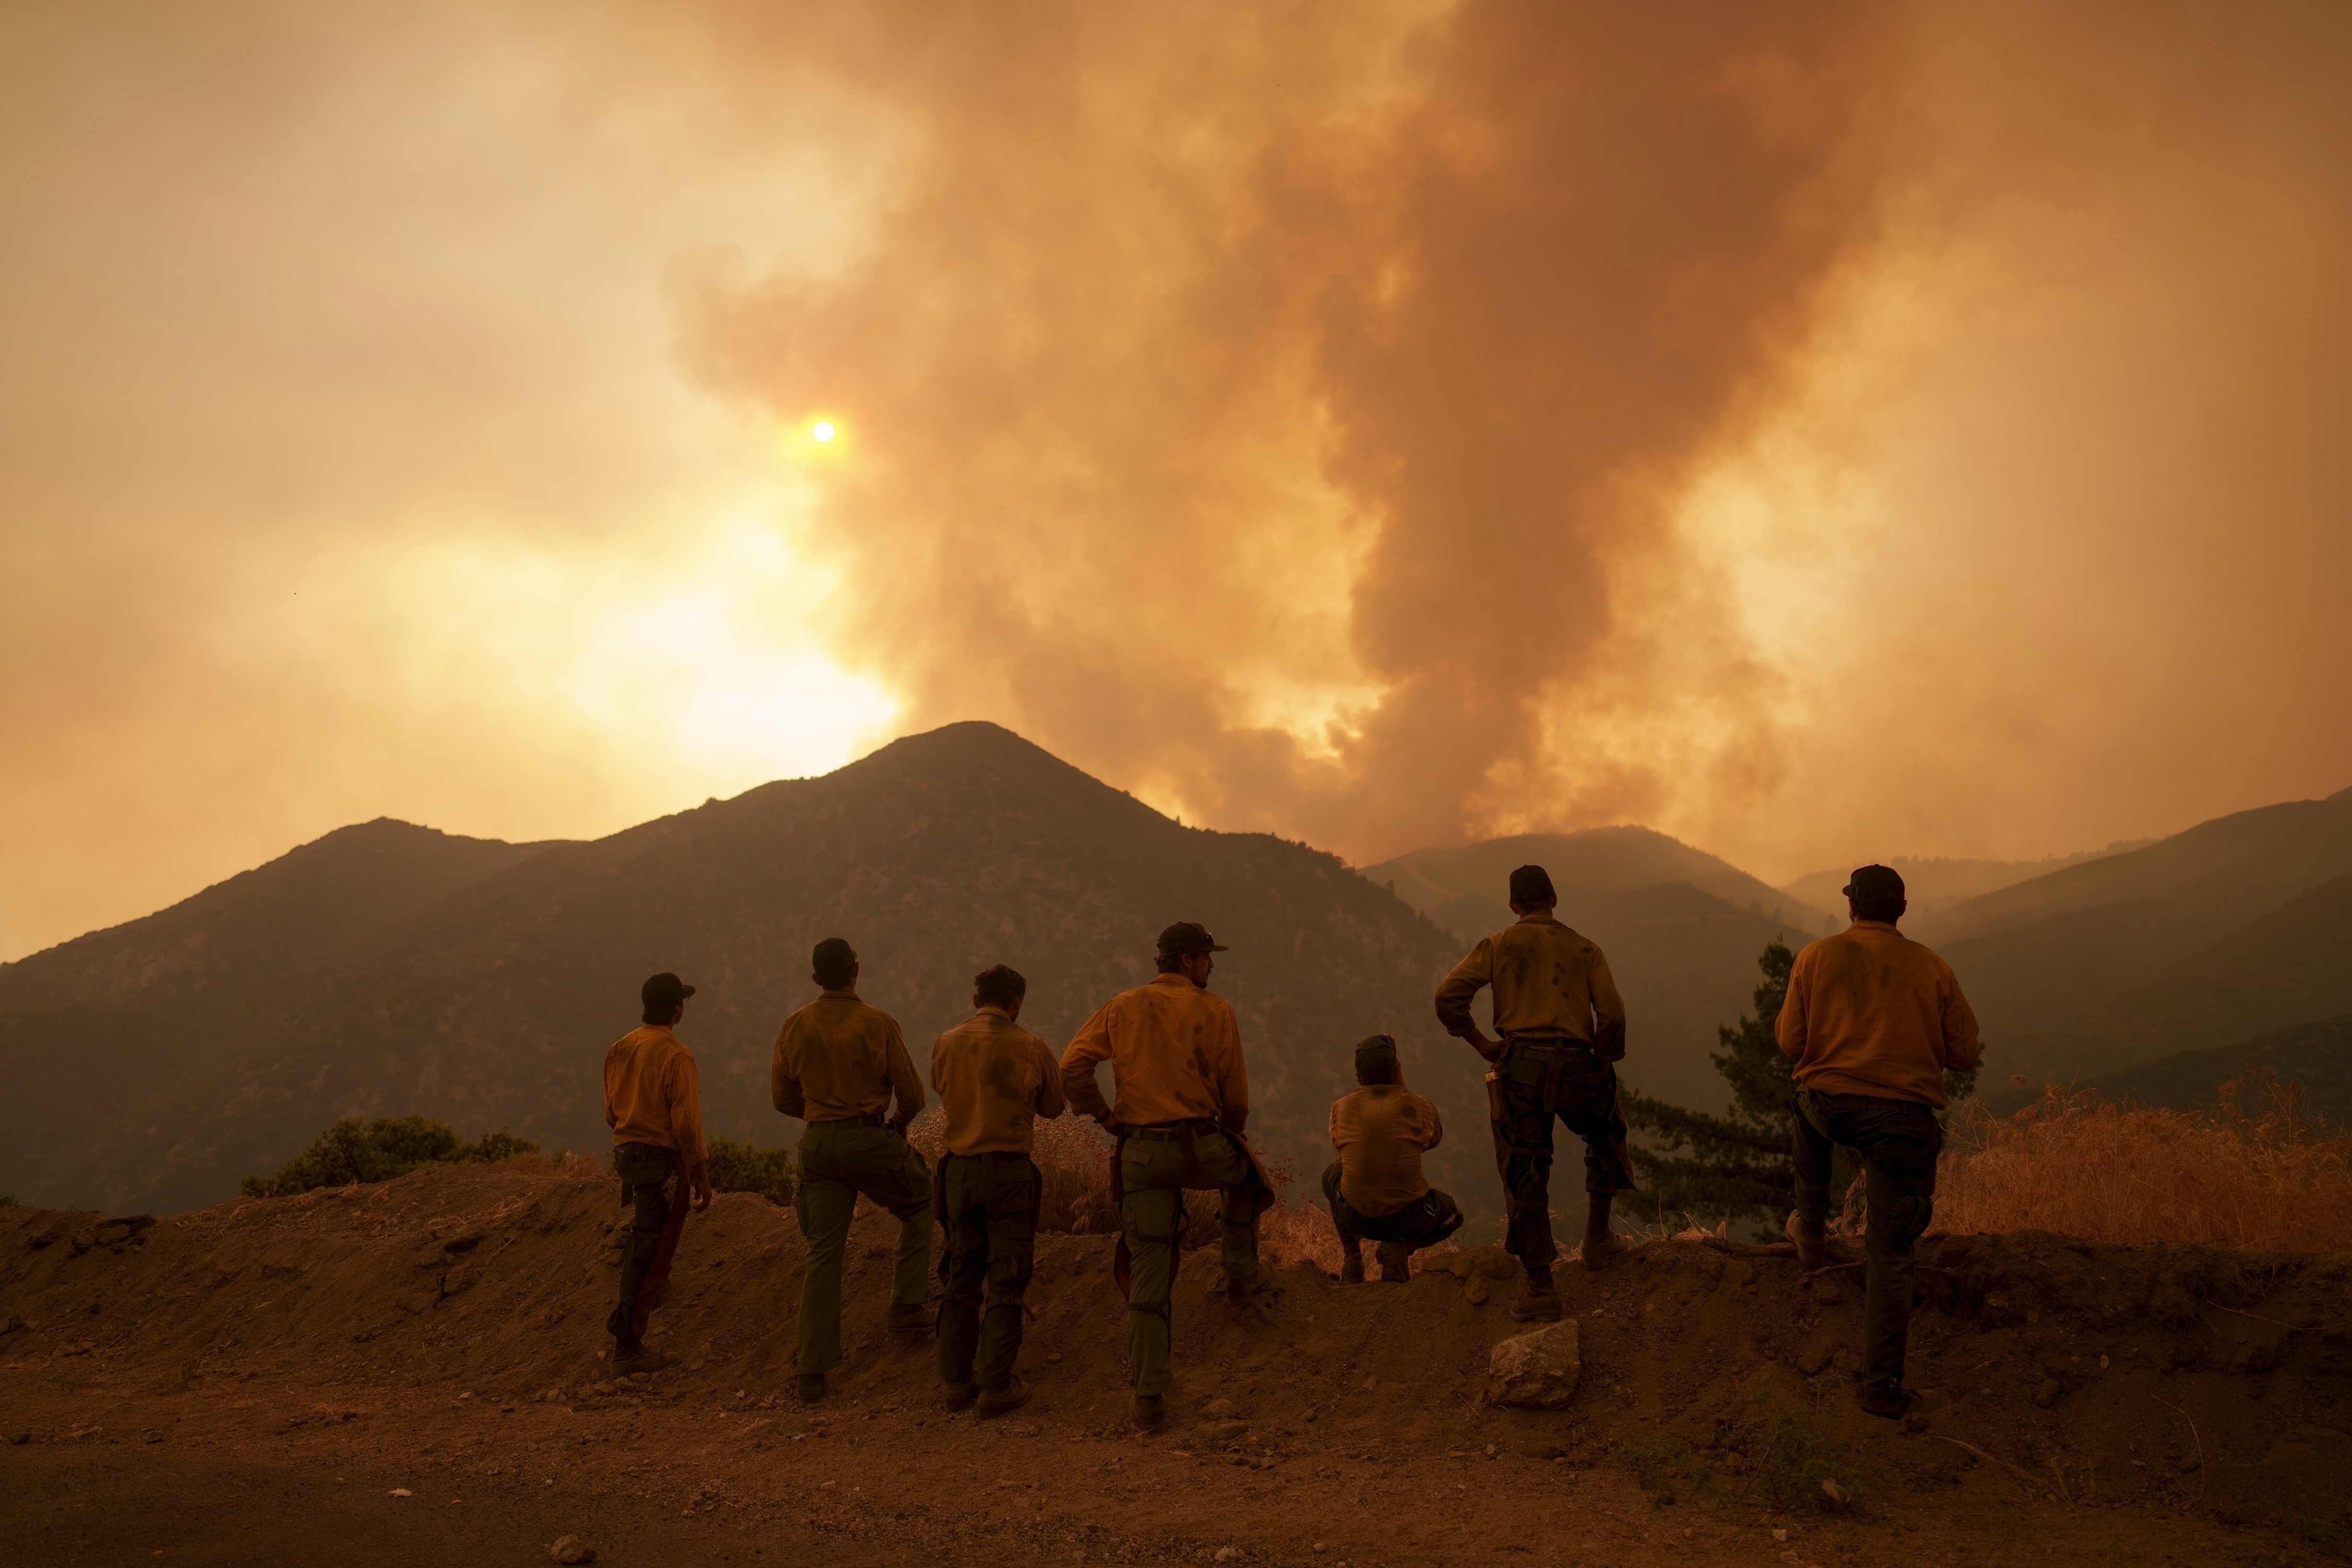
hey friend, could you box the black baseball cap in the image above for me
[1509,864,1557,905]
[1354,1033,1400,1077]
[1843,864,1905,902]
[1156,920,1228,954]
[641,972,696,1011]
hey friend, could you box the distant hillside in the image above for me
[1361,827,1829,1113]
[1364,826,1837,939]
[0,724,1492,1218]
[1996,872,2352,1083]
[1919,790,2352,947]
[1987,1015,2352,1128]
[1919,790,2352,1087]
[1777,844,2147,925]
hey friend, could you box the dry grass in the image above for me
[1933,1076,2352,1251]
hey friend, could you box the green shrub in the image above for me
[705,1137,795,1205]
[240,1117,540,1197]
[1742,1390,1858,1514]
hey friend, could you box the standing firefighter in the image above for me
[1777,863,1981,1419]
[1061,921,1274,1431]
[1434,864,1633,1322]
[929,963,1066,1416]
[602,971,712,1375]
[1324,1033,1465,1283]
[773,937,933,1405]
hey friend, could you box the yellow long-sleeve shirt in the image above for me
[603,1024,707,1167]
[1433,913,1628,1060]
[1328,1082,1443,1217]
[1775,921,1982,1108]
[771,991,925,1123]
[1059,971,1249,1129]
[931,1006,1067,1156]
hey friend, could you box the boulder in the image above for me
[549,1536,597,1564]
[1486,1320,1580,1410]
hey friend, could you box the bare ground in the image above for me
[3,1163,2348,1567]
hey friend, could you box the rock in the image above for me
[1201,1421,1250,1445]
[389,1488,413,1498]
[1214,1550,1240,1563]
[1462,1278,1489,1306]
[592,1381,617,1396]
[1809,1279,1842,1305]
[8,1432,29,1446]
[395,1293,436,1315]
[94,1225,131,1248]
[2033,1379,2063,1409]
[68,1232,95,1256]
[1821,1478,1849,1505]
[1795,1340,1836,1376]
[439,1267,478,1298]
[1486,1320,1581,1410]
[1424,1246,1518,1282]
[549,1535,598,1564]
[1200,1397,1238,1420]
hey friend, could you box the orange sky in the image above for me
[4,1,2350,962]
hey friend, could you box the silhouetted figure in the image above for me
[1435,864,1634,1322]
[1061,921,1273,1431]
[601,971,711,1374]
[772,937,931,1404]
[929,963,1066,1416]
[1323,1033,1463,1282]
[1778,863,1981,1419]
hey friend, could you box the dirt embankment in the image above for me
[2,1165,2348,1567]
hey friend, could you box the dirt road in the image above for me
[3,1165,2345,1566]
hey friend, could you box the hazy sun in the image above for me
[812,420,836,443]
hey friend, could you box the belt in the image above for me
[1503,1035,1591,1053]
[1124,1118,1219,1143]
[810,1112,887,1128]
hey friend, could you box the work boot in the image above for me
[1785,1210,1827,1271]
[1376,1242,1411,1283]
[940,1380,978,1412]
[1508,1268,1562,1322]
[1577,1230,1627,1272]
[1339,1244,1365,1286]
[1130,1392,1166,1431]
[887,1302,935,1342]
[978,1379,1033,1418]
[609,1346,676,1377]
[796,1373,828,1405]
[1855,1380,1913,1420]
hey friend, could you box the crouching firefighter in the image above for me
[1777,864,1981,1419]
[601,971,713,1375]
[1324,1033,1465,1282]
[1060,921,1275,1431]
[1434,864,1635,1322]
[929,963,1067,1417]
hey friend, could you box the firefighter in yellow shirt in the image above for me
[600,971,711,1375]
[929,963,1066,1416]
[1324,1034,1463,1282]
[1061,922,1272,1430]
[1434,864,1634,1322]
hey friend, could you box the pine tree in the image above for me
[1621,940,1802,1225]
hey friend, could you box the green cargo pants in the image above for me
[795,1119,934,1376]
[1792,1088,1942,1394]
[605,1143,677,1341]
[935,1150,1039,1394]
[1119,1125,1264,1396]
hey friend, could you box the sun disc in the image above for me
[812,421,836,443]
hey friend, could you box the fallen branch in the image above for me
[2151,1396,2206,1503]
[1802,1261,1956,1279]
[2048,1458,2071,1506]
[1928,1435,2039,1493]
[1699,1238,1794,1258]
[2202,1300,2318,1334]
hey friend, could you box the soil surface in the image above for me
[3,1165,2348,1566]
